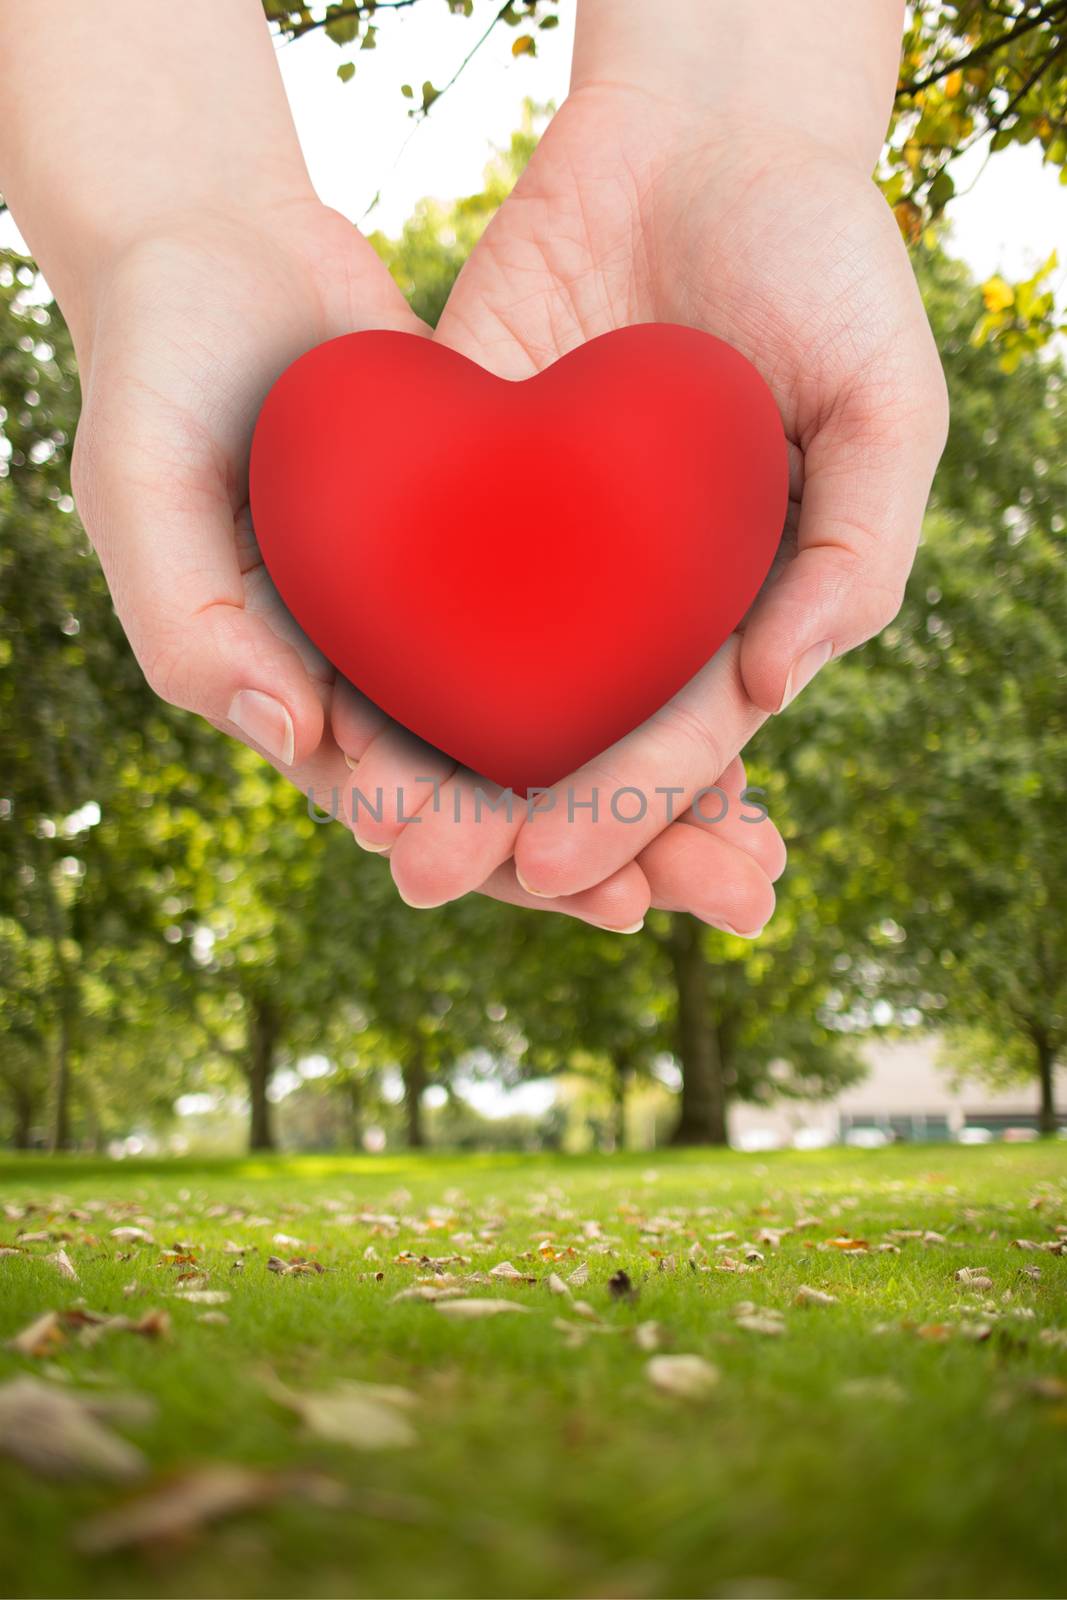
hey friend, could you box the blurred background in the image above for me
[1,1,1065,1160]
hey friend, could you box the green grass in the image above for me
[1,1144,1065,1599]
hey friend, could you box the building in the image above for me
[728,1035,1067,1149]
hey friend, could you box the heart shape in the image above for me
[250,324,787,794]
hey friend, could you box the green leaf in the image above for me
[400,83,414,98]
[337,61,356,82]
[929,171,955,210]
[360,23,377,49]
[325,10,360,46]
[539,13,559,27]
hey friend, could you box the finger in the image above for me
[388,769,524,909]
[512,635,766,899]
[478,859,651,933]
[681,756,787,883]
[740,334,949,715]
[640,823,777,937]
[74,418,325,768]
[331,676,391,762]
[341,722,456,854]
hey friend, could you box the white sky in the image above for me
[1,1,1064,288]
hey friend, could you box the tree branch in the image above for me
[897,0,1067,96]
[282,0,422,41]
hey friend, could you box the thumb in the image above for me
[73,425,325,766]
[740,375,949,715]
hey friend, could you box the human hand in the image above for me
[71,200,780,935]
[380,67,946,903]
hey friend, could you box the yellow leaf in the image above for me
[982,276,1015,314]
[943,70,963,98]
[511,34,535,56]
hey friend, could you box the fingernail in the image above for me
[712,921,764,939]
[516,866,554,898]
[593,920,645,935]
[227,689,295,766]
[779,640,833,712]
[344,752,359,771]
[395,886,440,910]
[353,833,391,855]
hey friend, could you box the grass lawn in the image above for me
[1,1143,1065,1600]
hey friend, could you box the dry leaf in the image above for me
[0,1377,146,1480]
[838,1377,906,1404]
[646,1355,719,1400]
[955,1268,993,1289]
[75,1465,278,1552]
[9,1310,65,1358]
[271,1379,416,1450]
[434,1298,532,1319]
[109,1227,153,1245]
[735,1314,787,1337]
[827,1238,869,1252]
[634,1321,664,1351]
[794,1285,837,1308]
[173,1290,230,1306]
[567,1262,589,1288]
[608,1270,638,1303]
[546,1273,570,1298]
[196,1311,229,1327]
[489,1261,525,1281]
[47,1248,79,1282]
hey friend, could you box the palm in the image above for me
[73,199,432,796]
[437,84,944,704]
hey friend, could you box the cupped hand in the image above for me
[71,194,780,933]
[369,84,946,904]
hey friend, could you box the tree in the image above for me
[769,249,1067,1134]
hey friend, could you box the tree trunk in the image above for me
[667,915,728,1146]
[247,997,278,1152]
[1035,1032,1057,1137]
[11,1087,35,1150]
[50,1009,73,1153]
[403,1043,427,1149]
[346,1077,363,1149]
[612,1056,632,1151]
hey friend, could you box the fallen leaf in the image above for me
[794,1285,837,1308]
[567,1262,589,1288]
[827,1238,869,1252]
[546,1273,570,1298]
[0,1377,146,1480]
[271,1379,417,1450]
[917,1323,954,1342]
[608,1270,638,1303]
[489,1261,525,1282]
[646,1355,719,1400]
[634,1321,664,1351]
[47,1248,79,1282]
[173,1290,230,1306]
[955,1268,993,1289]
[110,1227,154,1245]
[735,1314,786,1337]
[196,1311,230,1327]
[434,1298,532,1319]
[8,1310,66,1358]
[74,1465,280,1552]
[838,1377,906,1404]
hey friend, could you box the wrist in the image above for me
[46,188,317,374]
[571,0,904,175]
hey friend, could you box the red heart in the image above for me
[250,324,787,795]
